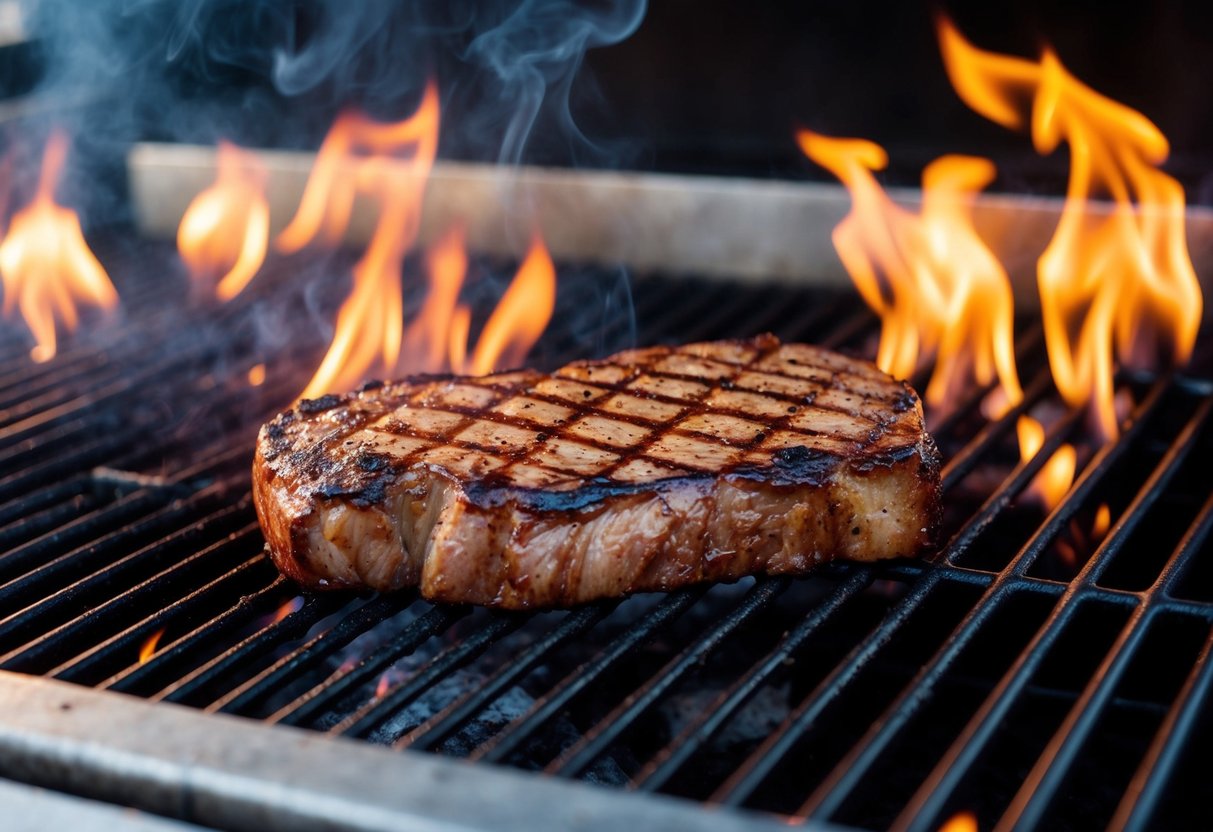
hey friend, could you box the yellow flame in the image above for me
[466,235,556,376]
[938,17,1202,440]
[1093,503,1111,537]
[939,811,979,832]
[799,130,1078,508]
[1016,414,1077,507]
[296,83,440,399]
[400,224,467,373]
[796,131,1021,413]
[0,131,118,362]
[177,141,269,302]
[139,628,165,664]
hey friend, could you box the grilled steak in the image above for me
[254,334,941,608]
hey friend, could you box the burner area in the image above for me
[0,234,1211,831]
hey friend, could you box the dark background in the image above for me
[8,1,1213,210]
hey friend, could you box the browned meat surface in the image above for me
[253,334,941,608]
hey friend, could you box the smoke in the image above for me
[21,0,647,171]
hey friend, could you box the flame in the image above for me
[0,131,117,362]
[177,141,269,302]
[375,671,392,699]
[248,363,266,386]
[796,132,1021,413]
[939,812,978,832]
[1016,414,1076,507]
[139,628,165,664]
[406,230,555,377]
[1093,503,1111,537]
[295,84,440,399]
[269,596,303,625]
[800,131,1077,506]
[938,17,1202,440]
[466,235,556,375]
[400,224,467,373]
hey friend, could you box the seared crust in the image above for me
[253,335,941,608]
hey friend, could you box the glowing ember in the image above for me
[797,132,1022,414]
[939,811,978,832]
[248,363,266,386]
[0,131,117,362]
[139,628,165,664]
[465,235,556,376]
[177,140,269,301]
[375,671,392,699]
[939,17,1202,440]
[295,83,440,399]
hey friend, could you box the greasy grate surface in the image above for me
[1,235,1212,831]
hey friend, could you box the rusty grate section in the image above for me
[0,237,1211,830]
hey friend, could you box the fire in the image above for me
[939,812,978,832]
[248,363,266,386]
[466,235,556,376]
[260,595,303,628]
[292,84,440,399]
[0,131,118,362]
[938,17,1202,439]
[796,132,1022,413]
[288,81,557,398]
[139,628,165,664]
[799,131,1076,505]
[401,224,468,373]
[176,140,269,301]
[1015,414,1076,508]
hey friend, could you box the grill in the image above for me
[1,230,1212,832]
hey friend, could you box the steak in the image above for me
[253,334,941,608]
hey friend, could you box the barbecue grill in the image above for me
[4,2,1213,830]
[0,212,1210,831]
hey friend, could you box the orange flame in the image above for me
[1093,503,1111,537]
[938,17,1202,440]
[796,132,1021,412]
[400,224,468,373]
[799,131,1076,507]
[375,671,392,699]
[177,140,269,301]
[248,363,266,386]
[466,235,556,375]
[267,595,303,625]
[0,131,117,362]
[295,84,440,399]
[139,628,165,664]
[939,811,978,832]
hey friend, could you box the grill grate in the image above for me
[0,235,1211,830]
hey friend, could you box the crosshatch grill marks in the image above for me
[254,334,942,604]
[323,335,921,490]
[590,339,777,479]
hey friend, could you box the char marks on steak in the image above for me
[253,334,941,608]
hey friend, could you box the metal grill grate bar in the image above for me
[545,577,791,778]
[890,384,1208,831]
[471,588,704,764]
[272,604,468,729]
[395,603,613,751]
[334,612,526,740]
[632,567,872,793]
